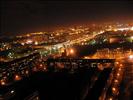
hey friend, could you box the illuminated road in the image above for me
[0,30,133,100]
[118,61,133,100]
[34,34,95,57]
[99,57,133,100]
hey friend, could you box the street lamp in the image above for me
[70,49,74,54]
[129,55,133,59]
[68,48,76,58]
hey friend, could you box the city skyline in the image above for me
[1,0,133,35]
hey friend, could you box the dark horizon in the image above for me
[1,0,133,35]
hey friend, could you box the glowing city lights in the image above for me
[1,80,6,85]
[131,36,133,40]
[26,40,33,44]
[131,27,133,31]
[70,49,74,54]
[34,41,38,45]
[15,75,21,81]
[114,79,118,83]
[117,73,120,77]
[11,90,15,94]
[129,55,133,59]
[108,97,113,100]
[112,87,116,92]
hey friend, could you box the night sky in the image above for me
[1,0,133,35]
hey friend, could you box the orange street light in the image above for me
[1,80,6,86]
[70,49,74,54]
[15,74,21,81]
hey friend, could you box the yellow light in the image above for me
[21,43,25,45]
[108,97,113,100]
[70,49,74,54]
[112,87,116,92]
[26,40,32,44]
[131,36,133,40]
[117,73,120,76]
[84,56,89,59]
[35,41,38,45]
[26,34,30,37]
[119,64,123,67]
[115,62,119,65]
[118,68,121,71]
[114,79,118,83]
[129,55,133,59]
[1,81,5,85]
[114,29,118,32]
[131,27,133,31]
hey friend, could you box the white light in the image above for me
[34,41,38,45]
[11,90,14,94]
[131,36,133,40]
[118,28,124,31]
[131,27,133,31]
[21,43,25,45]
[129,55,133,59]
[117,73,120,76]
[26,40,32,44]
